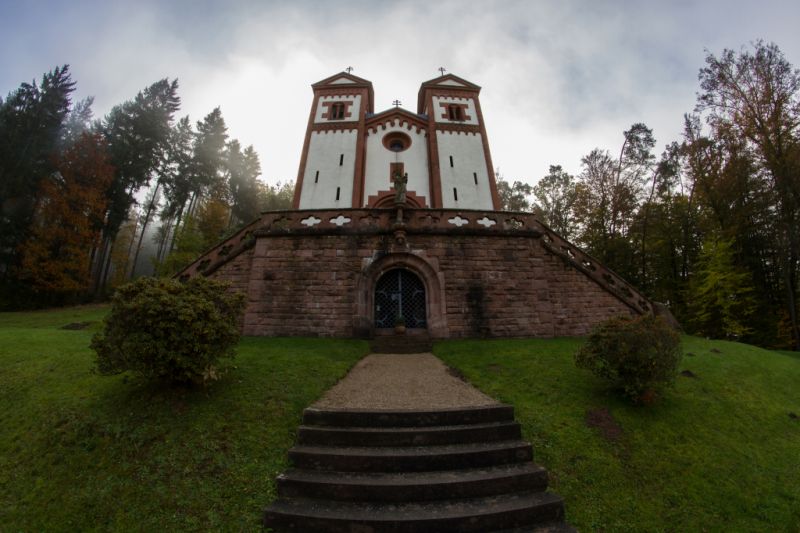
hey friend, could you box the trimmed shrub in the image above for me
[575,314,681,403]
[91,277,245,385]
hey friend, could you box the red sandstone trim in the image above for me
[473,96,501,210]
[437,101,472,122]
[352,89,370,207]
[310,123,360,133]
[417,74,481,112]
[355,251,448,338]
[367,190,427,208]
[433,124,481,134]
[320,100,354,120]
[366,109,428,133]
[426,91,443,208]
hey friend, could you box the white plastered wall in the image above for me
[363,122,429,206]
[431,96,479,125]
[314,94,362,123]
[298,130,357,209]
[436,131,493,209]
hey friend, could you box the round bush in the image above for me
[575,314,682,403]
[91,277,245,385]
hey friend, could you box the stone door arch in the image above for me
[374,269,427,328]
[354,252,447,338]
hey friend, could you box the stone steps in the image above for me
[302,404,514,427]
[264,491,565,532]
[370,333,434,354]
[289,440,534,472]
[263,405,573,531]
[297,420,522,447]
[277,463,549,502]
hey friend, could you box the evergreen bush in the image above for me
[575,314,681,403]
[91,277,245,385]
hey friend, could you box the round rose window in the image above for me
[382,131,412,152]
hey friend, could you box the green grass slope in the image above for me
[0,306,368,531]
[435,336,800,532]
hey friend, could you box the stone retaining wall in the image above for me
[181,208,647,338]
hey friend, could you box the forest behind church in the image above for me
[2,41,799,350]
[0,68,293,309]
[499,41,800,350]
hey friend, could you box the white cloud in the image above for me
[2,0,800,187]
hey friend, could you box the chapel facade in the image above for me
[293,72,500,211]
[178,72,655,339]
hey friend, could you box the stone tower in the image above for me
[293,72,501,210]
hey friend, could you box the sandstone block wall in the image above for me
[184,208,647,339]
[211,232,633,338]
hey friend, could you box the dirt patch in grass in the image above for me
[790,412,798,420]
[486,363,505,373]
[61,322,92,330]
[710,348,722,354]
[680,370,698,378]
[446,365,468,381]
[585,407,623,443]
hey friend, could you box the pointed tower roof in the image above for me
[417,73,481,112]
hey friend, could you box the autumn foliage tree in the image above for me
[17,133,113,297]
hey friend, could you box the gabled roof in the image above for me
[365,107,428,131]
[312,72,373,89]
[417,74,481,112]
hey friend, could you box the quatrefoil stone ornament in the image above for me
[448,216,469,227]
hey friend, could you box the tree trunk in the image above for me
[90,235,110,296]
[129,181,161,280]
[639,170,660,284]
[124,217,140,279]
[169,202,186,254]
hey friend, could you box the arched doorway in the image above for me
[374,269,427,329]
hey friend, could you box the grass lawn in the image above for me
[435,336,800,532]
[0,306,368,531]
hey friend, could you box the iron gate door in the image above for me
[374,269,427,328]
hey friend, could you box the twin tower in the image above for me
[292,71,501,211]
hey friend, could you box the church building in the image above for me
[293,71,500,211]
[178,72,654,339]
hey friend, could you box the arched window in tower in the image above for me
[447,104,464,121]
[330,102,345,120]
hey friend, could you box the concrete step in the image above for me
[370,335,434,354]
[297,420,523,447]
[277,463,549,502]
[302,404,514,428]
[288,440,533,473]
[263,490,565,532]
[494,523,578,533]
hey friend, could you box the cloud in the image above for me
[2,0,799,185]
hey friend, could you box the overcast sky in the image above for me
[2,0,799,187]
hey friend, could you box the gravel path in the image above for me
[314,353,498,410]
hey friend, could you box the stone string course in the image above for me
[181,208,648,338]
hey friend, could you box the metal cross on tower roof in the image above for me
[392,100,402,108]
[438,67,446,76]
[345,66,353,73]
